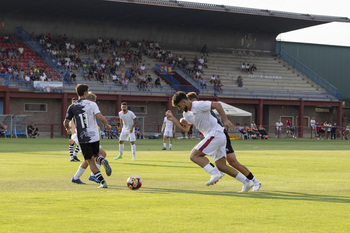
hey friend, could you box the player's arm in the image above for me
[166,110,190,133]
[161,121,165,133]
[63,119,71,135]
[96,113,112,131]
[212,102,234,130]
[130,117,138,133]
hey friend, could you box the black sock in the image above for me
[246,172,254,180]
[96,155,104,164]
[209,162,215,168]
[94,171,105,184]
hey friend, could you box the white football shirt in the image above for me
[119,110,137,132]
[183,101,224,137]
[163,117,174,131]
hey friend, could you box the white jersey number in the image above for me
[78,113,89,128]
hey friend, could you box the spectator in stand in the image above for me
[39,73,46,82]
[325,121,332,140]
[28,59,34,67]
[251,64,257,72]
[70,72,77,83]
[200,77,207,89]
[236,76,243,87]
[18,46,24,57]
[155,77,161,88]
[140,64,146,74]
[121,77,129,90]
[210,74,216,84]
[241,63,246,72]
[245,63,250,73]
[201,44,208,56]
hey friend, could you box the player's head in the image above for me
[186,92,199,101]
[172,91,190,112]
[76,84,89,97]
[86,91,97,102]
[121,102,128,112]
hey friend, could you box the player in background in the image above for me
[167,91,254,192]
[114,102,138,161]
[186,92,261,191]
[70,92,109,184]
[161,116,176,150]
[68,97,81,162]
[64,84,112,188]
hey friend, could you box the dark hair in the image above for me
[76,84,89,97]
[121,102,127,106]
[186,92,199,101]
[172,91,187,107]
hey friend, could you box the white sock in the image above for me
[235,173,250,184]
[252,177,260,184]
[91,163,101,176]
[203,163,217,175]
[131,144,136,158]
[163,142,166,148]
[119,143,124,156]
[169,144,172,149]
[73,165,86,180]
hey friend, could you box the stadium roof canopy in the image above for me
[1,0,349,35]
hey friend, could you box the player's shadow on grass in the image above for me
[135,187,350,204]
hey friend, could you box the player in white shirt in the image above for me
[114,102,138,161]
[166,91,254,192]
[161,116,175,150]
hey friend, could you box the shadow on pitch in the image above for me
[130,187,350,204]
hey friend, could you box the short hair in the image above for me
[76,84,89,97]
[172,91,188,107]
[121,102,127,106]
[186,92,199,101]
[86,92,97,102]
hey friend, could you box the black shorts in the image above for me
[224,129,234,154]
[79,141,100,160]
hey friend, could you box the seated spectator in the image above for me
[201,44,208,56]
[210,74,216,83]
[31,124,40,138]
[121,77,129,90]
[241,63,246,72]
[28,59,34,67]
[27,124,34,137]
[155,77,161,88]
[0,122,7,137]
[70,72,77,83]
[258,125,268,139]
[251,63,257,72]
[236,76,243,87]
[199,77,207,89]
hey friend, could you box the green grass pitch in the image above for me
[1,138,350,232]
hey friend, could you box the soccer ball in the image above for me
[127,175,142,190]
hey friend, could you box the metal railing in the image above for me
[16,27,70,80]
[276,43,341,100]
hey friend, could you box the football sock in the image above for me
[96,155,105,164]
[235,173,250,184]
[246,172,254,180]
[163,143,166,148]
[131,144,136,158]
[73,165,86,180]
[169,144,172,149]
[119,144,124,156]
[91,163,101,176]
[69,144,74,158]
[203,163,218,175]
[252,177,260,184]
[94,171,105,184]
[74,145,80,155]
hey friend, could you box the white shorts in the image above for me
[163,130,173,138]
[72,133,102,150]
[195,130,226,162]
[120,130,136,142]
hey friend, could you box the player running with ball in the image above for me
[166,91,254,192]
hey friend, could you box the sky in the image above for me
[180,0,350,47]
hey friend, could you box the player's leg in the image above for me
[115,131,128,159]
[71,160,88,184]
[190,148,222,184]
[73,144,81,162]
[169,137,173,150]
[226,152,261,191]
[130,131,136,160]
[69,137,75,162]
[89,146,107,183]
[162,135,167,150]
